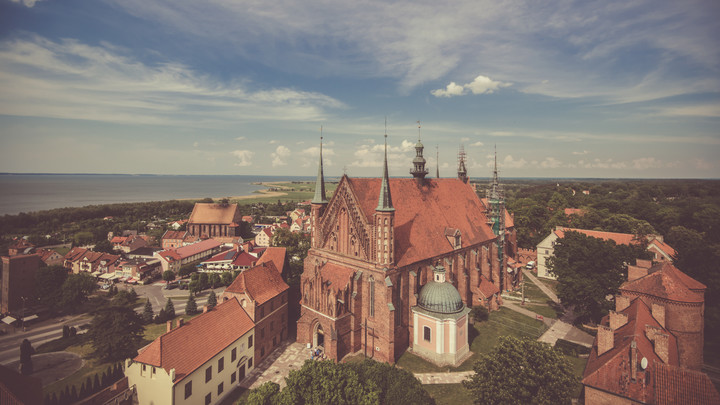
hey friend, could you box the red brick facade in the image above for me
[297,175,516,363]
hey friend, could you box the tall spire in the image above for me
[376,126,394,211]
[312,128,328,204]
[436,145,440,178]
[410,120,428,182]
[457,144,468,183]
[489,144,501,198]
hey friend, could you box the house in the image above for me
[127,298,255,405]
[582,260,719,404]
[63,247,121,274]
[34,248,64,267]
[222,261,289,366]
[199,246,258,273]
[161,231,191,250]
[155,239,224,273]
[288,208,305,222]
[170,219,187,230]
[7,239,34,256]
[535,227,676,279]
[297,137,517,363]
[114,258,162,284]
[112,235,149,253]
[188,203,243,238]
[254,247,287,279]
[1,254,41,314]
[241,216,254,224]
[254,228,273,247]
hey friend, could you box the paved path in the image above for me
[523,269,559,304]
[414,371,473,384]
[240,341,308,390]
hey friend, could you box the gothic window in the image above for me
[369,276,375,317]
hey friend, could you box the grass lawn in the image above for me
[53,246,71,256]
[424,384,474,405]
[565,355,588,399]
[396,307,549,373]
[525,303,560,319]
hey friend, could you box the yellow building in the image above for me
[126,298,255,405]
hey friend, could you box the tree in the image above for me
[547,231,648,323]
[221,271,233,286]
[87,306,144,362]
[162,270,175,283]
[35,265,67,310]
[345,359,435,405]
[463,336,577,405]
[112,290,137,307]
[247,382,281,405]
[93,239,115,253]
[164,298,176,319]
[207,290,217,310]
[185,294,198,315]
[278,360,378,405]
[208,273,220,289]
[142,299,154,324]
[60,273,96,311]
[271,228,310,284]
[19,338,34,375]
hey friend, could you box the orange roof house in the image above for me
[255,246,287,277]
[127,298,255,405]
[188,203,243,239]
[155,239,223,273]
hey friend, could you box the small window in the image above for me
[248,335,253,348]
[184,381,192,399]
[423,326,431,342]
[248,357,253,368]
[261,346,265,357]
[218,382,224,395]
[218,357,224,373]
[231,348,237,362]
[205,393,211,405]
[231,371,237,384]
[205,366,212,383]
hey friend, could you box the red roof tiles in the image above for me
[320,262,355,290]
[620,261,705,303]
[161,230,187,240]
[134,298,254,384]
[225,262,289,304]
[189,203,241,225]
[255,247,287,275]
[158,239,222,262]
[555,227,637,246]
[345,177,497,267]
[654,362,720,405]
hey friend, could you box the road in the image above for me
[0,283,226,366]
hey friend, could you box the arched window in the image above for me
[369,277,375,317]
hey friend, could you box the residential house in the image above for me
[111,235,149,253]
[582,260,719,404]
[114,258,162,284]
[241,216,253,224]
[63,247,121,274]
[254,247,287,279]
[127,298,255,405]
[170,219,188,230]
[222,261,289,366]
[34,248,63,267]
[535,227,676,279]
[7,239,33,256]
[254,228,273,247]
[161,231,192,250]
[199,246,258,273]
[155,239,224,273]
[188,203,243,238]
[1,254,41,314]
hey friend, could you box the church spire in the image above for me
[410,120,428,182]
[312,128,328,204]
[436,145,440,178]
[457,144,468,183]
[377,128,394,212]
[489,144,501,199]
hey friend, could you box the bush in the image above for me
[554,339,591,357]
[470,306,489,322]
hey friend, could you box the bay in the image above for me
[0,174,315,216]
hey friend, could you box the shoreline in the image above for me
[179,181,306,201]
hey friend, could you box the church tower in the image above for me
[457,144,468,183]
[410,121,428,183]
[486,146,506,289]
[311,133,328,248]
[375,134,395,266]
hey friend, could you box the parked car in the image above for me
[526,261,535,269]
[164,282,178,290]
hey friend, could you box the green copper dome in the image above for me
[418,279,464,314]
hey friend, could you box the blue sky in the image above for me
[0,0,718,178]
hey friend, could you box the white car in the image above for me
[525,261,535,269]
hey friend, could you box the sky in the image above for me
[0,0,718,178]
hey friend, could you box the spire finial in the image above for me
[417,120,421,141]
[436,145,440,178]
[377,122,394,211]
[410,120,428,181]
[312,127,328,204]
[458,144,468,183]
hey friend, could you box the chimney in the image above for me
[597,325,614,356]
[651,303,666,328]
[166,320,172,333]
[616,295,630,312]
[631,340,638,380]
[636,259,652,269]
[203,305,208,313]
[654,333,669,364]
[176,318,184,329]
[628,265,649,281]
[609,310,628,330]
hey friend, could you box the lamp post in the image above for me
[20,296,27,331]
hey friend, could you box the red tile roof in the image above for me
[654,362,720,405]
[133,297,254,384]
[320,262,355,290]
[346,177,497,267]
[563,208,586,217]
[110,236,128,244]
[255,247,287,275]
[225,262,289,304]
[555,227,637,246]
[648,238,676,258]
[161,230,187,240]
[158,239,222,262]
[620,261,706,303]
[583,298,679,403]
[35,248,61,262]
[189,203,241,225]
[477,275,499,298]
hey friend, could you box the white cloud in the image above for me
[693,158,714,170]
[193,142,199,148]
[572,150,589,155]
[271,145,291,167]
[431,75,511,98]
[631,157,663,170]
[269,140,277,144]
[460,137,470,142]
[231,150,254,166]
[10,0,43,7]
[501,155,527,169]
[235,136,245,141]
[540,157,563,169]
[470,141,484,147]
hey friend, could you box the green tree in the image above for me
[35,265,67,310]
[112,290,137,307]
[164,298,176,319]
[207,290,217,310]
[87,306,144,362]
[247,382,281,405]
[162,270,175,283]
[272,228,310,283]
[60,273,96,311]
[463,336,577,405]
[208,273,220,289]
[142,299,154,324]
[345,359,435,405]
[185,294,198,315]
[73,231,94,246]
[547,231,648,322]
[221,271,233,286]
[93,239,115,253]
[19,339,34,375]
[279,360,379,405]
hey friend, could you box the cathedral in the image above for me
[296,131,518,363]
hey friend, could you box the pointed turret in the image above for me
[486,145,507,290]
[376,134,394,212]
[410,121,428,182]
[312,133,328,204]
[489,145,501,200]
[457,144,468,183]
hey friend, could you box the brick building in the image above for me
[221,261,289,366]
[188,203,243,239]
[296,136,517,363]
